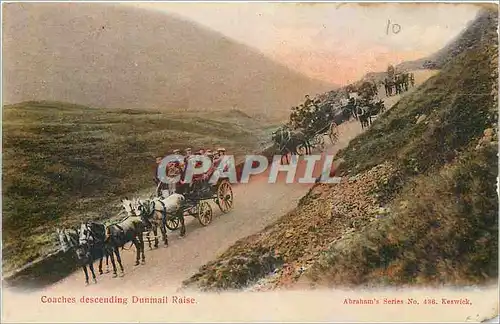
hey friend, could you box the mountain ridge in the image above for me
[2,3,335,121]
[397,7,497,71]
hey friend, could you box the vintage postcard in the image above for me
[1,1,499,323]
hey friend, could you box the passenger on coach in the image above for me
[217,147,226,156]
[166,150,182,177]
[215,148,229,171]
[153,156,163,184]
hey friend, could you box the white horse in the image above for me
[121,197,139,216]
[127,193,187,247]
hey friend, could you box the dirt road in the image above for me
[6,71,437,293]
[3,70,437,297]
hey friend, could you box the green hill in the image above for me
[2,101,269,273]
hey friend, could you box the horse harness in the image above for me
[105,221,138,251]
[81,222,106,245]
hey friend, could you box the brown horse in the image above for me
[272,127,311,164]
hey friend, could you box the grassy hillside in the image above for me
[306,8,498,285]
[182,8,498,291]
[2,101,271,273]
[2,3,333,122]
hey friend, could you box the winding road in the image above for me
[5,72,433,293]
[10,70,494,324]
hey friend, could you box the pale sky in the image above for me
[126,2,480,85]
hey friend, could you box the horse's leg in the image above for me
[132,238,141,266]
[282,152,288,165]
[105,250,110,273]
[153,223,159,248]
[160,221,168,246]
[98,254,104,275]
[138,232,146,263]
[89,261,97,283]
[179,212,186,237]
[114,246,125,273]
[107,247,118,277]
[82,266,90,285]
[145,229,152,250]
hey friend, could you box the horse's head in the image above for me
[133,198,154,228]
[172,193,186,204]
[78,223,94,246]
[72,223,95,261]
[56,227,78,253]
[121,197,135,216]
[56,228,70,252]
[132,198,149,217]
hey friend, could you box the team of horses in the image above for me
[351,98,386,130]
[56,68,416,286]
[383,72,415,97]
[57,193,187,285]
[272,71,417,160]
[272,86,391,161]
[272,118,341,164]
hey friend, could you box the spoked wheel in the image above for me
[165,215,180,231]
[216,179,234,213]
[329,122,339,144]
[197,201,213,226]
[313,134,326,151]
[296,143,308,156]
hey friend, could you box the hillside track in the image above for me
[4,70,436,297]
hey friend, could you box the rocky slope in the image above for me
[182,7,498,291]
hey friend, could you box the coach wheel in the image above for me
[216,179,234,213]
[165,216,180,231]
[329,123,339,144]
[296,143,308,156]
[314,134,325,151]
[197,201,213,226]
